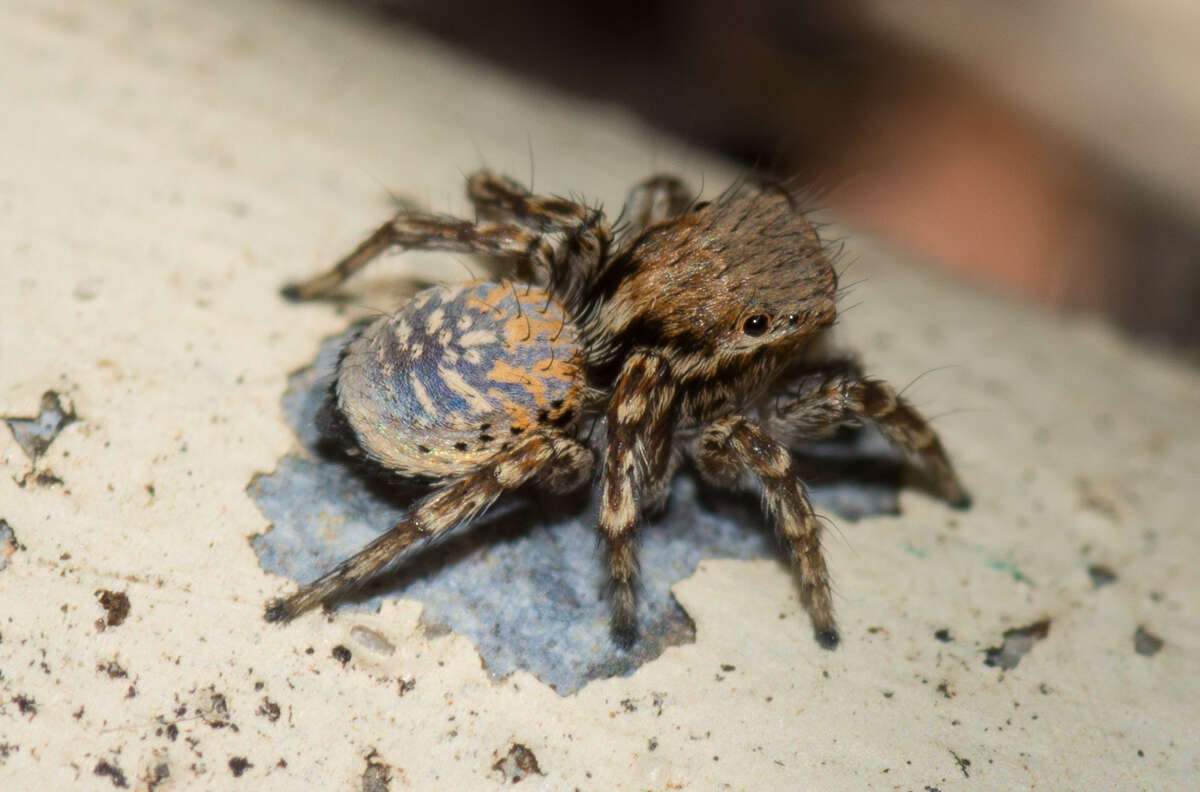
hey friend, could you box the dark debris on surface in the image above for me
[361,750,392,792]
[4,391,76,462]
[95,590,131,629]
[1087,564,1118,588]
[492,743,542,784]
[1133,626,1164,656]
[0,520,21,572]
[984,620,1051,670]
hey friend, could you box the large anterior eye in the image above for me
[742,314,769,337]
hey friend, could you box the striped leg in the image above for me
[598,351,676,647]
[613,174,695,247]
[265,430,592,622]
[641,445,683,517]
[695,416,839,649]
[466,171,611,307]
[282,211,570,301]
[765,366,970,508]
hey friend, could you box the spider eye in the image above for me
[742,314,769,337]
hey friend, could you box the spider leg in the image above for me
[642,445,683,517]
[599,351,677,647]
[764,365,970,507]
[280,209,582,302]
[264,430,592,622]
[613,174,695,248]
[466,170,612,306]
[694,415,839,649]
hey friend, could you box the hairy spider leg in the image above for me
[280,213,562,301]
[694,415,839,649]
[612,174,696,248]
[466,170,611,308]
[265,430,592,622]
[765,363,971,508]
[598,351,677,647]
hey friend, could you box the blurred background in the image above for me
[347,0,1200,360]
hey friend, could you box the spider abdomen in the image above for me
[336,280,584,478]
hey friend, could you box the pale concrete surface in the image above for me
[1,1,1197,790]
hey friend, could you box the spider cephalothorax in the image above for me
[266,172,969,650]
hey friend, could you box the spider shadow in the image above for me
[332,484,591,614]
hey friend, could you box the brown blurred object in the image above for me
[824,68,1108,310]
[354,0,1200,359]
[859,0,1200,219]
[848,0,1200,356]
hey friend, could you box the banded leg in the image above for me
[282,211,562,301]
[695,415,839,649]
[599,351,676,647]
[613,174,695,247]
[642,445,683,516]
[765,366,970,507]
[265,431,592,622]
[466,170,611,307]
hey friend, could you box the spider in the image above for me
[264,170,970,650]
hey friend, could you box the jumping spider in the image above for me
[265,171,970,649]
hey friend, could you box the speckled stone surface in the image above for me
[1,1,1197,790]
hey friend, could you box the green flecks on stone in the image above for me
[986,559,1032,584]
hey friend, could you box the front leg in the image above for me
[599,351,676,647]
[766,364,971,507]
[694,415,839,649]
